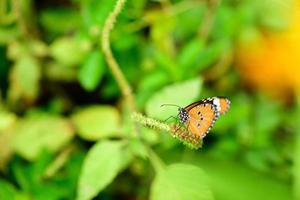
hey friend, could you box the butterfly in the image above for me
[164,97,230,139]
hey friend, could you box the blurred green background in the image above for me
[1,0,300,199]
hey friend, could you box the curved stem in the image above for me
[101,0,136,113]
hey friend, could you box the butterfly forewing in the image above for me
[218,97,230,115]
[186,104,217,138]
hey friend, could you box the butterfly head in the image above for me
[178,108,189,124]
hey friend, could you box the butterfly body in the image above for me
[177,97,230,138]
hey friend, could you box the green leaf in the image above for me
[0,27,18,45]
[40,8,81,34]
[50,37,85,67]
[0,180,18,200]
[77,140,124,200]
[13,115,74,160]
[78,51,105,91]
[178,38,204,71]
[145,78,202,120]
[150,163,214,200]
[8,56,41,103]
[252,95,282,147]
[0,111,16,169]
[186,154,292,200]
[293,99,300,200]
[71,105,120,141]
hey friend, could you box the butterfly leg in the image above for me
[162,116,178,123]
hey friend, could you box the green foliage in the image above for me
[77,140,125,200]
[78,51,105,91]
[71,105,120,140]
[0,0,296,199]
[13,115,74,160]
[146,78,202,120]
[151,163,214,200]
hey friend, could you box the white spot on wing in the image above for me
[213,97,221,113]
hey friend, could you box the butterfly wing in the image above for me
[186,103,217,138]
[218,97,231,115]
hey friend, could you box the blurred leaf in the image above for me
[71,105,120,141]
[213,93,251,133]
[78,50,105,91]
[0,180,18,200]
[0,130,13,170]
[293,99,300,200]
[152,49,177,80]
[8,55,41,103]
[0,111,17,131]
[193,40,229,73]
[150,163,214,200]
[13,115,74,160]
[174,3,205,40]
[0,27,18,45]
[40,8,81,34]
[77,140,124,200]
[186,154,292,200]
[212,5,239,40]
[149,11,175,56]
[129,139,148,159]
[45,62,78,82]
[50,37,86,67]
[137,71,169,108]
[253,96,282,147]
[178,38,204,72]
[0,119,14,169]
[146,78,202,120]
[81,0,115,28]
[257,0,292,30]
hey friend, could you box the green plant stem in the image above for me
[101,0,136,113]
[44,145,73,179]
[131,112,170,132]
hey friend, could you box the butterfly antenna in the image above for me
[160,104,181,108]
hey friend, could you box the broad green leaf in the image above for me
[185,153,292,200]
[13,115,74,160]
[146,78,202,120]
[71,105,120,141]
[8,56,41,103]
[150,163,214,200]
[78,50,105,91]
[77,140,124,200]
[50,37,85,67]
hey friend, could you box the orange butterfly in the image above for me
[164,97,230,139]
